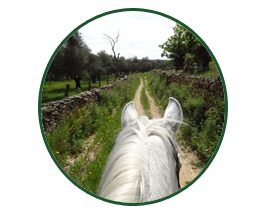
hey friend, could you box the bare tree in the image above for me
[103,31,121,82]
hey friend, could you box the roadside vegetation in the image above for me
[46,73,140,193]
[147,71,225,165]
[140,78,152,119]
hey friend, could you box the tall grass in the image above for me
[147,71,225,165]
[45,73,140,193]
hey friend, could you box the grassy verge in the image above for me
[42,77,115,103]
[146,71,225,165]
[140,78,152,119]
[45,73,141,193]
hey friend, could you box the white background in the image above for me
[1,1,280,206]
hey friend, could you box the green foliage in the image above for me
[183,53,197,73]
[47,31,92,87]
[159,24,200,68]
[45,73,140,193]
[46,104,102,165]
[182,97,206,128]
[147,71,225,165]
[68,107,122,193]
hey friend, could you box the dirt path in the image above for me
[133,78,144,116]
[134,77,203,188]
[144,78,161,118]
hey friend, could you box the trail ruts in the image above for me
[133,77,203,188]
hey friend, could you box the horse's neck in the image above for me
[97,124,179,203]
[140,136,178,202]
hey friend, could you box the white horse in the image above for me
[97,97,183,203]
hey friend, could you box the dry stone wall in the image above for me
[41,77,127,133]
[160,71,224,99]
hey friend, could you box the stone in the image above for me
[41,77,128,133]
[41,106,53,113]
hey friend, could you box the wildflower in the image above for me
[56,151,60,154]
[89,172,92,174]
[82,176,85,181]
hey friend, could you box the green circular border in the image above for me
[38,8,228,206]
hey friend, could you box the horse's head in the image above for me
[121,97,183,191]
[98,97,184,202]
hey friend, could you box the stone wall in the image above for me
[160,71,224,99]
[41,77,127,133]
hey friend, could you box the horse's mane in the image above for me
[97,116,180,203]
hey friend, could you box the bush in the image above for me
[182,97,206,128]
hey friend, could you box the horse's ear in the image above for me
[163,97,183,132]
[121,101,138,128]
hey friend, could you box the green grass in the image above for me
[45,73,141,193]
[145,77,161,109]
[196,61,220,78]
[147,71,225,165]
[140,78,152,119]
[42,77,115,103]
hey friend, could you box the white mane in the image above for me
[97,98,183,203]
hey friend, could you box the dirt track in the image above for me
[133,77,202,188]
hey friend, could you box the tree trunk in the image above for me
[107,75,109,85]
[197,61,204,73]
[73,78,81,89]
[92,75,96,84]
[114,74,118,82]
[98,76,101,87]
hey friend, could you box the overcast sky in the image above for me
[79,11,176,60]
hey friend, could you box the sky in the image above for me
[79,11,176,60]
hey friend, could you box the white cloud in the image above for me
[79,11,175,59]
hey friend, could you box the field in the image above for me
[42,77,115,103]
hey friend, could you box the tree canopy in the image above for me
[159,24,212,73]
[47,30,169,87]
[48,31,92,88]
